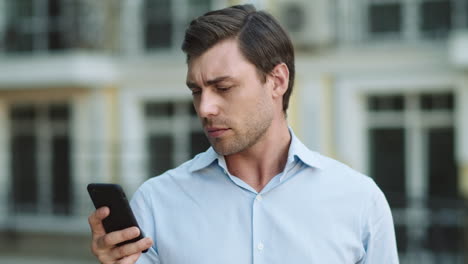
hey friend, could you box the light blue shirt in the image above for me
[131,130,399,263]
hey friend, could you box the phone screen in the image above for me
[87,183,147,251]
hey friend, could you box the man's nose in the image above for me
[197,91,220,118]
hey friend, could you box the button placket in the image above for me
[252,193,266,263]
[257,242,264,251]
[255,194,263,201]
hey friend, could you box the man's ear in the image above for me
[268,63,289,98]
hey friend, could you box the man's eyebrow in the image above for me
[205,76,233,86]
[186,76,234,89]
[186,81,199,89]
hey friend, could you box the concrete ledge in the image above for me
[0,52,118,89]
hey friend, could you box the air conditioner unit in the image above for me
[276,0,335,49]
[449,30,468,69]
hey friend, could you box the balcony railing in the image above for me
[390,195,467,264]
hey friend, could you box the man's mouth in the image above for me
[206,127,230,138]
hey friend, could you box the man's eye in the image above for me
[217,86,231,92]
[191,89,201,95]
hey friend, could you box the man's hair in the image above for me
[181,4,295,113]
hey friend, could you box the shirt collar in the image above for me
[287,128,323,170]
[188,146,219,172]
[188,128,323,173]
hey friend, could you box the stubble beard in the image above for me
[204,100,274,156]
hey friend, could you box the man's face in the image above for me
[186,39,274,156]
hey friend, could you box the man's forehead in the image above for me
[185,40,253,81]
[186,58,236,84]
[186,69,236,87]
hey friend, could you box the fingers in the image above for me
[97,226,140,249]
[88,207,110,237]
[93,226,153,262]
[98,237,153,263]
[88,207,153,263]
[116,252,142,264]
[110,237,153,261]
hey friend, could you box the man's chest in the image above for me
[153,196,365,264]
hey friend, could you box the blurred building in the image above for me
[275,0,468,263]
[0,0,467,263]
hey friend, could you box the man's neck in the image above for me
[224,121,291,192]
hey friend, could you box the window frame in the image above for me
[138,0,214,53]
[366,92,459,258]
[3,0,71,54]
[363,0,467,42]
[143,100,209,178]
[366,0,405,39]
[1,0,109,55]
[8,102,73,216]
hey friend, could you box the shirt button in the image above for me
[255,194,263,201]
[257,242,264,251]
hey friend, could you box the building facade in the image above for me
[0,0,467,263]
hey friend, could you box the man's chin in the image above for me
[211,140,250,156]
[212,146,231,156]
[211,143,237,156]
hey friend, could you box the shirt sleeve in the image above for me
[360,185,399,264]
[130,184,161,264]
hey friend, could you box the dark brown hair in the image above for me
[181,4,295,113]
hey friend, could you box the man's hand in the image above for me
[88,207,153,264]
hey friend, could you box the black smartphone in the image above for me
[87,183,147,252]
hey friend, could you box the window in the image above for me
[369,128,407,207]
[420,92,454,110]
[9,103,72,215]
[144,0,173,49]
[367,94,404,111]
[5,0,69,52]
[368,2,402,35]
[144,101,209,177]
[466,0,468,27]
[427,127,457,201]
[421,0,452,38]
[2,0,105,53]
[366,0,467,41]
[143,0,212,50]
[367,92,462,258]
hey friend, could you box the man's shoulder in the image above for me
[142,148,216,188]
[311,151,378,192]
[291,133,371,184]
[289,132,378,193]
[305,152,387,216]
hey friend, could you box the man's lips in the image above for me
[206,127,230,138]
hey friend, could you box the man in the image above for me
[88,4,398,264]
